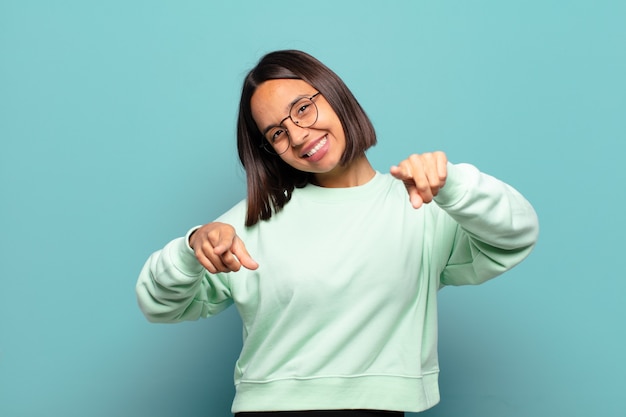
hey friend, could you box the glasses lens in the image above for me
[261,141,278,155]
[290,98,318,128]
[264,128,289,155]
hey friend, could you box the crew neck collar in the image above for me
[298,171,386,203]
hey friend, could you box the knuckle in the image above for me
[416,182,429,191]
[408,154,421,163]
[200,240,213,252]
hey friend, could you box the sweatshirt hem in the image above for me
[232,373,440,413]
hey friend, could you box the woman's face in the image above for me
[250,79,347,184]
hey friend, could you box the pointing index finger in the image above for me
[231,236,259,270]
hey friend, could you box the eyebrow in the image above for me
[260,93,312,136]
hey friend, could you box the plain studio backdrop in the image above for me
[1,1,624,416]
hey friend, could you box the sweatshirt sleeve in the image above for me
[135,228,233,323]
[433,163,539,286]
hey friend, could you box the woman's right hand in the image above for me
[188,222,259,273]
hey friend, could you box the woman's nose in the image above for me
[285,119,309,147]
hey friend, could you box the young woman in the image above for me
[136,50,539,416]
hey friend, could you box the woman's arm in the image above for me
[136,223,257,323]
[434,162,539,285]
[391,152,539,285]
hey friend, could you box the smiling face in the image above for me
[250,79,350,186]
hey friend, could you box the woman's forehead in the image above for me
[250,79,316,122]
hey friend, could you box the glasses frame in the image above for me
[259,92,321,155]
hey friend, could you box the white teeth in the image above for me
[306,137,328,157]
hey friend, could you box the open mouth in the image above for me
[303,136,328,158]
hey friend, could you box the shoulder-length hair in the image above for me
[237,50,377,226]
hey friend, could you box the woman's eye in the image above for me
[271,129,285,142]
[297,104,310,115]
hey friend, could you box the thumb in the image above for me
[390,164,413,181]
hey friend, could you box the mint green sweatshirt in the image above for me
[136,162,539,413]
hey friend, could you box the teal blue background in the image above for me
[1,1,625,416]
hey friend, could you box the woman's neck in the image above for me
[313,155,375,188]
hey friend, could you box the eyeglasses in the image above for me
[260,92,321,155]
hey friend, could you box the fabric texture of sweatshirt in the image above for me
[136,162,539,413]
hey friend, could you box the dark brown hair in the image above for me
[237,50,377,226]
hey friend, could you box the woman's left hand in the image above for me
[390,151,448,209]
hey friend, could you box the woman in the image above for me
[136,50,539,416]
